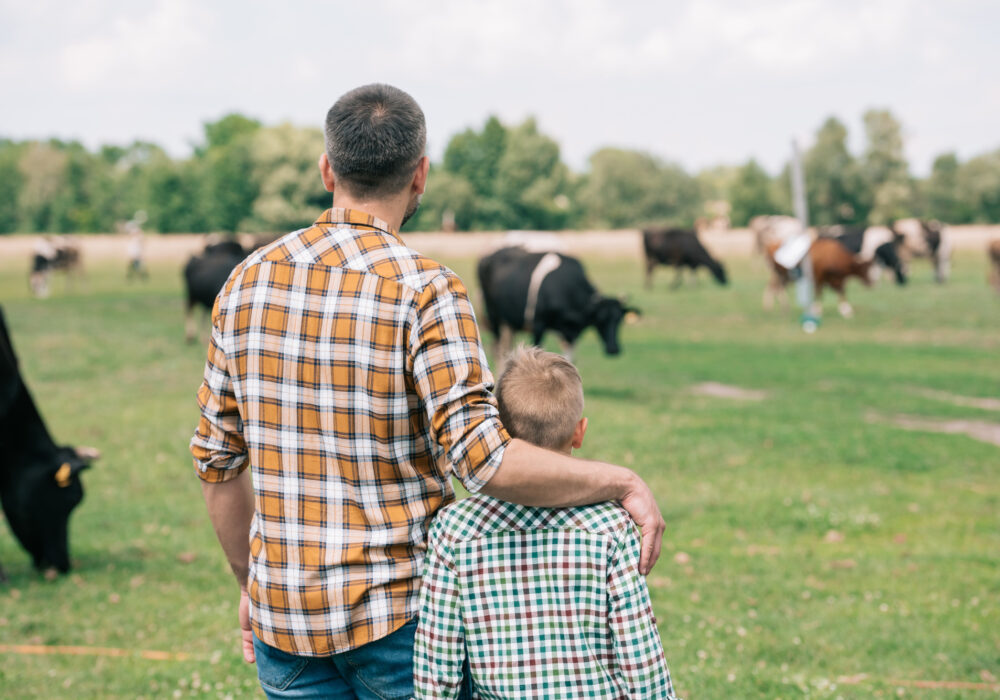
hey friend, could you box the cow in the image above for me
[819,225,907,285]
[989,239,1000,294]
[29,237,84,298]
[765,237,874,319]
[0,307,98,580]
[891,218,951,283]
[477,247,638,366]
[641,228,727,289]
[183,239,247,343]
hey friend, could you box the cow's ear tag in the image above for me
[55,462,72,488]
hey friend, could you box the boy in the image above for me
[415,346,679,698]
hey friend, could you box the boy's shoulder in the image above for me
[430,495,634,547]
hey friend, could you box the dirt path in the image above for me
[2,225,997,263]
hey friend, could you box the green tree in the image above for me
[922,153,968,223]
[197,115,262,232]
[443,116,507,199]
[408,168,477,231]
[246,123,327,232]
[957,149,1000,223]
[0,141,24,233]
[728,159,779,226]
[804,117,865,225]
[580,148,700,229]
[861,109,914,224]
[494,118,573,230]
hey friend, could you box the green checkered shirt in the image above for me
[415,495,678,699]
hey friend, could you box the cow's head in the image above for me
[590,297,640,356]
[5,446,97,574]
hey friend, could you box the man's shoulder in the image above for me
[430,496,633,545]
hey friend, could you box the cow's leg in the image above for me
[644,258,655,289]
[810,279,824,318]
[670,265,683,289]
[185,301,197,344]
[495,325,514,374]
[558,337,575,364]
[830,278,853,318]
[934,253,950,284]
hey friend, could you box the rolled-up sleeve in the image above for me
[408,271,510,492]
[190,309,248,483]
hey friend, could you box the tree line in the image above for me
[1,109,998,235]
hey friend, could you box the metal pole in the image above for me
[790,139,818,332]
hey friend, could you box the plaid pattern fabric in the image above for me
[415,495,678,699]
[190,209,510,656]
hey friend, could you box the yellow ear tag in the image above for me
[55,462,72,488]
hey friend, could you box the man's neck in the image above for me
[331,193,408,233]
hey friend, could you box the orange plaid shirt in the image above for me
[190,209,510,656]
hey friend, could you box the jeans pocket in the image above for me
[254,636,311,692]
[343,618,417,699]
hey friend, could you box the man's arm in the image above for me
[190,304,255,662]
[201,472,256,663]
[409,272,665,574]
[479,439,665,575]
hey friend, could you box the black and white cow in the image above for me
[0,307,98,580]
[891,218,951,283]
[641,228,728,289]
[818,225,907,285]
[183,239,247,342]
[477,247,638,363]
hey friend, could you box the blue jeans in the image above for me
[253,618,418,699]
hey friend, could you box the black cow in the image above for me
[642,228,728,289]
[183,240,247,343]
[0,307,97,580]
[819,225,907,285]
[477,247,638,363]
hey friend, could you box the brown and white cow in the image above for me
[765,237,873,318]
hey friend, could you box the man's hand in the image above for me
[239,587,255,663]
[619,473,665,575]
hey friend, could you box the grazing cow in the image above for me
[0,307,98,580]
[183,239,247,343]
[641,228,727,289]
[477,247,638,364]
[989,239,1000,294]
[766,237,873,318]
[29,237,84,298]
[819,225,907,285]
[891,218,951,283]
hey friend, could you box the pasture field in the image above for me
[0,249,997,699]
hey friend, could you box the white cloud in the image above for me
[57,0,214,90]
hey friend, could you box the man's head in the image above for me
[322,84,427,213]
[496,346,587,454]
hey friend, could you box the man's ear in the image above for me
[571,417,588,449]
[319,153,336,193]
[412,156,430,195]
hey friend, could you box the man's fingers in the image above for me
[640,519,664,575]
[242,631,256,664]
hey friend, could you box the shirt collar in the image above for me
[314,208,404,245]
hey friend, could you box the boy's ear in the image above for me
[571,417,588,449]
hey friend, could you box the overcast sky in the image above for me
[2,0,997,176]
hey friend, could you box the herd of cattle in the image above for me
[2,218,999,577]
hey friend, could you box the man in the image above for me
[191,84,665,699]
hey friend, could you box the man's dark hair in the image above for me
[325,84,426,199]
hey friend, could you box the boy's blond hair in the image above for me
[495,346,583,450]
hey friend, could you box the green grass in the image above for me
[1,250,997,699]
